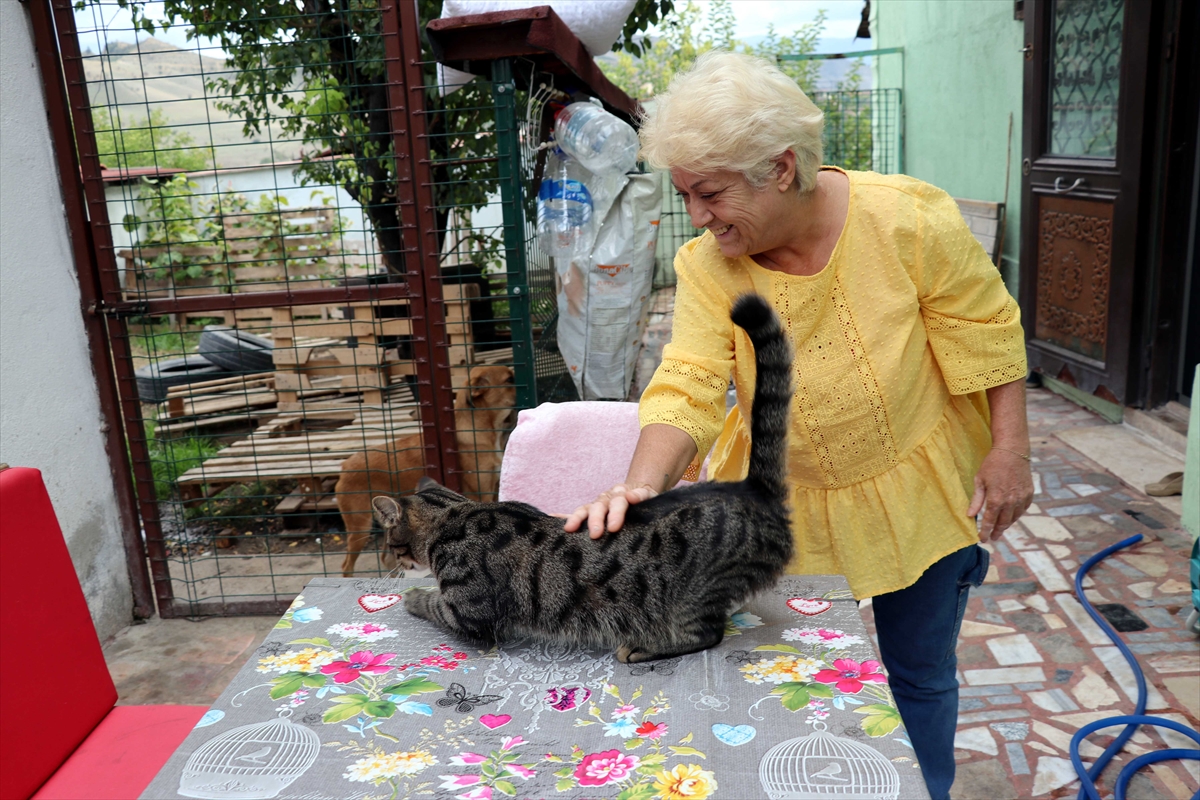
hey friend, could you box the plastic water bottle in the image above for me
[554,102,639,176]
[536,148,594,257]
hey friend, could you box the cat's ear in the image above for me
[372,496,403,528]
[417,476,441,492]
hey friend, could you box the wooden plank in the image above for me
[166,372,276,396]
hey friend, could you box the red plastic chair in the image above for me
[0,467,207,799]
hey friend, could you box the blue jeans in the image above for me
[871,544,989,800]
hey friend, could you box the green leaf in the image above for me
[289,637,332,647]
[625,738,644,750]
[668,746,706,759]
[639,753,668,766]
[269,674,305,699]
[617,783,658,800]
[556,778,576,792]
[301,674,327,689]
[773,683,811,711]
[362,700,396,718]
[494,780,517,796]
[554,767,574,779]
[329,693,372,705]
[322,702,366,724]
[752,644,802,654]
[806,682,834,698]
[273,618,293,629]
[379,678,442,697]
[854,704,902,737]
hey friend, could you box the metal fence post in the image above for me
[491,58,537,410]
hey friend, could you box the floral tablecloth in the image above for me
[143,575,930,800]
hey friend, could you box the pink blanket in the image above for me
[498,401,704,514]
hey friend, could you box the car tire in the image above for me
[135,355,229,403]
[198,325,275,373]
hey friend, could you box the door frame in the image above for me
[1019,0,1158,405]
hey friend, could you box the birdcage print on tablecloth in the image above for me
[758,722,901,800]
[178,716,320,799]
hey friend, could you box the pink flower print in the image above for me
[635,721,668,739]
[574,750,642,786]
[611,704,639,719]
[320,651,396,684]
[504,763,537,780]
[500,736,525,751]
[813,658,887,694]
[448,753,488,766]
[457,787,492,800]
[421,654,459,670]
[438,775,482,790]
[454,651,468,660]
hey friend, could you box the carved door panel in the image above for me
[1019,0,1155,403]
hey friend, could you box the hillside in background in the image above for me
[83,37,300,168]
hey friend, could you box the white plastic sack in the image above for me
[556,172,662,400]
[437,0,637,95]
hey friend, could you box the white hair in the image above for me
[638,51,825,193]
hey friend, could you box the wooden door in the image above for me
[1019,0,1156,404]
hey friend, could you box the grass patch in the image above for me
[128,320,205,361]
[145,419,220,501]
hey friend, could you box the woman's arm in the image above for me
[563,423,697,539]
[967,377,1034,542]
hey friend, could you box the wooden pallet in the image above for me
[174,397,421,503]
[118,207,372,327]
[270,283,479,408]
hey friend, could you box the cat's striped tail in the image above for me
[730,294,793,501]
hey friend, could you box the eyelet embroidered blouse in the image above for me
[639,169,1027,598]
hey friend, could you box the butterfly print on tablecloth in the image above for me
[725,650,755,665]
[436,683,502,713]
[628,657,682,676]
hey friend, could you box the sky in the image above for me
[75,0,872,59]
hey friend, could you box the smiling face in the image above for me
[670,154,798,260]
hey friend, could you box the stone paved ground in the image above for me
[865,388,1199,800]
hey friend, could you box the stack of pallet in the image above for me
[117,206,369,327]
[174,383,421,511]
[268,283,479,409]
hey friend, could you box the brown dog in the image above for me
[335,364,516,576]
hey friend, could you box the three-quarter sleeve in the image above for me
[639,242,735,478]
[911,187,1027,395]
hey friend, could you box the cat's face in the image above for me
[372,479,470,569]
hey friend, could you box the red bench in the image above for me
[0,467,207,799]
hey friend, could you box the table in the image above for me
[144,575,930,799]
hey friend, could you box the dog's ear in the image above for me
[470,366,514,402]
[372,496,403,529]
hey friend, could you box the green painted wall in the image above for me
[873,0,1025,291]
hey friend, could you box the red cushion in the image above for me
[0,468,119,800]
[32,705,208,799]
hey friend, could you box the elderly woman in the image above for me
[563,52,1032,799]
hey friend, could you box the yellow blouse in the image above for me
[640,169,1027,598]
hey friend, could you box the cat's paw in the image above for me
[404,587,437,620]
[616,645,654,664]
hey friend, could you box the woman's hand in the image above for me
[563,484,658,539]
[967,449,1033,542]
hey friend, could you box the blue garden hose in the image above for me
[1070,533,1200,800]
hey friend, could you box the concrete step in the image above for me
[1124,405,1188,457]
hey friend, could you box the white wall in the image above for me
[1,2,134,641]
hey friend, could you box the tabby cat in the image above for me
[372,293,794,663]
